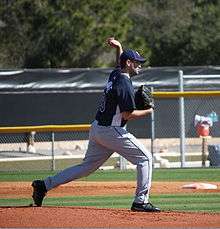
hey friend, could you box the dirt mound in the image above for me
[0,206,220,228]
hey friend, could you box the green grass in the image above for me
[0,168,220,182]
[0,157,118,171]
[153,167,220,181]
[1,193,220,212]
[164,155,204,162]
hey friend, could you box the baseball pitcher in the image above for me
[31,37,160,212]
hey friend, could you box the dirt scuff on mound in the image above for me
[0,206,220,228]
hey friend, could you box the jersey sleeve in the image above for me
[116,78,136,112]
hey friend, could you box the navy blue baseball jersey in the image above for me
[95,68,136,127]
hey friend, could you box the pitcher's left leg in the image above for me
[100,126,152,202]
[124,136,160,212]
[135,149,152,203]
[103,127,160,212]
[121,134,153,204]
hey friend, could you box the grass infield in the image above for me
[0,193,220,212]
[0,167,219,182]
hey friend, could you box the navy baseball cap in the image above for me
[120,49,146,63]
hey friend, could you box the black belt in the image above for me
[96,120,124,128]
[97,121,108,126]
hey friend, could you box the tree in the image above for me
[130,0,220,66]
[1,0,219,68]
[0,0,51,67]
[185,0,220,65]
[0,0,134,68]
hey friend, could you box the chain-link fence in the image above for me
[0,129,125,171]
[1,92,220,171]
[151,96,220,168]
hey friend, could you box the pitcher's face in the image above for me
[128,60,142,77]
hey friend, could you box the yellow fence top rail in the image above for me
[153,91,220,98]
[0,124,91,134]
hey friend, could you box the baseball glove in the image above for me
[134,85,154,110]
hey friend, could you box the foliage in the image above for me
[0,0,219,68]
[0,0,133,68]
[131,0,220,66]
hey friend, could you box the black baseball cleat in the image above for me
[131,202,161,212]
[31,180,47,207]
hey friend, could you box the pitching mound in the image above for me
[1,206,220,228]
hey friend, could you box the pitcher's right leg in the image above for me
[44,140,112,191]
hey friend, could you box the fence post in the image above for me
[178,70,186,167]
[119,156,127,170]
[51,132,55,171]
[150,87,155,167]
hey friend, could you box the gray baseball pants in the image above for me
[44,120,152,204]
